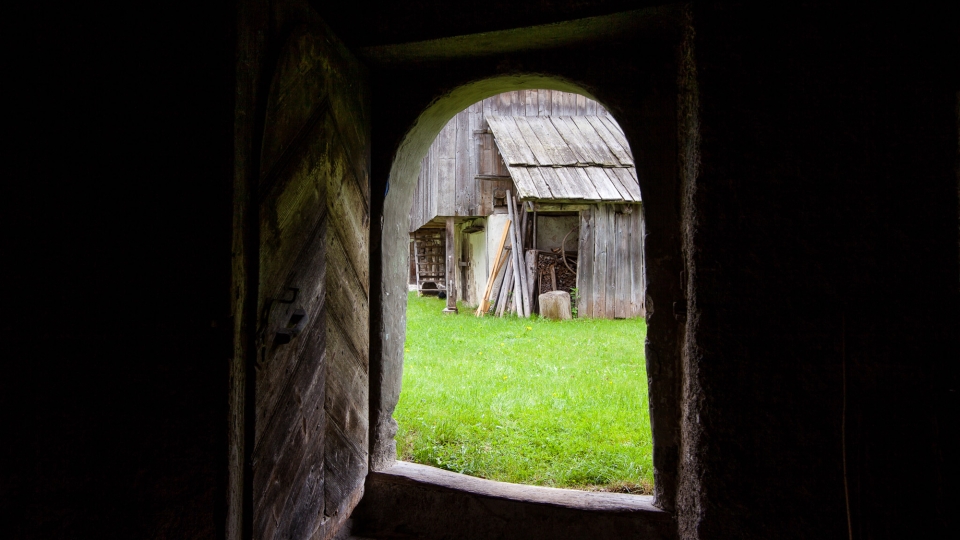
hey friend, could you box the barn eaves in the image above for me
[486,115,642,203]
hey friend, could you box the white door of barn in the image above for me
[252,27,370,540]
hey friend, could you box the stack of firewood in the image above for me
[536,249,577,295]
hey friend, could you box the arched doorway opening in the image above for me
[370,73,685,512]
[398,88,651,492]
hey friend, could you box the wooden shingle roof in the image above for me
[486,116,642,203]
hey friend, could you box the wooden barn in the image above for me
[409,89,645,318]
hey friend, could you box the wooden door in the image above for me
[253,26,370,540]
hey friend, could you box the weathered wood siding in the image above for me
[254,26,369,540]
[409,90,613,231]
[577,204,645,319]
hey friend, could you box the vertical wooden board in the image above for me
[550,91,562,115]
[591,205,605,317]
[445,217,457,308]
[562,92,577,116]
[484,132,498,176]
[481,96,492,129]
[409,171,420,232]
[428,137,440,219]
[631,207,644,317]
[538,89,550,116]
[497,150,510,177]
[577,209,595,318]
[497,91,511,116]
[551,90,564,116]
[615,212,629,318]
[479,133,495,175]
[415,149,427,229]
[585,98,598,115]
[455,109,471,215]
[604,206,617,319]
[478,179,492,216]
[418,146,428,228]
[499,93,510,114]
[638,206,646,316]
[436,118,458,215]
[438,155,456,216]
[525,89,538,116]
[612,211,623,318]
[468,104,481,213]
[576,94,587,115]
[624,209,636,317]
[461,230,472,305]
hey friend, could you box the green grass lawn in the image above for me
[395,292,653,493]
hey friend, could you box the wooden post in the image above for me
[530,202,537,249]
[495,256,513,317]
[525,249,538,315]
[413,239,421,296]
[506,193,530,317]
[443,216,458,314]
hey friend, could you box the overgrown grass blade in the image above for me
[396,292,653,493]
